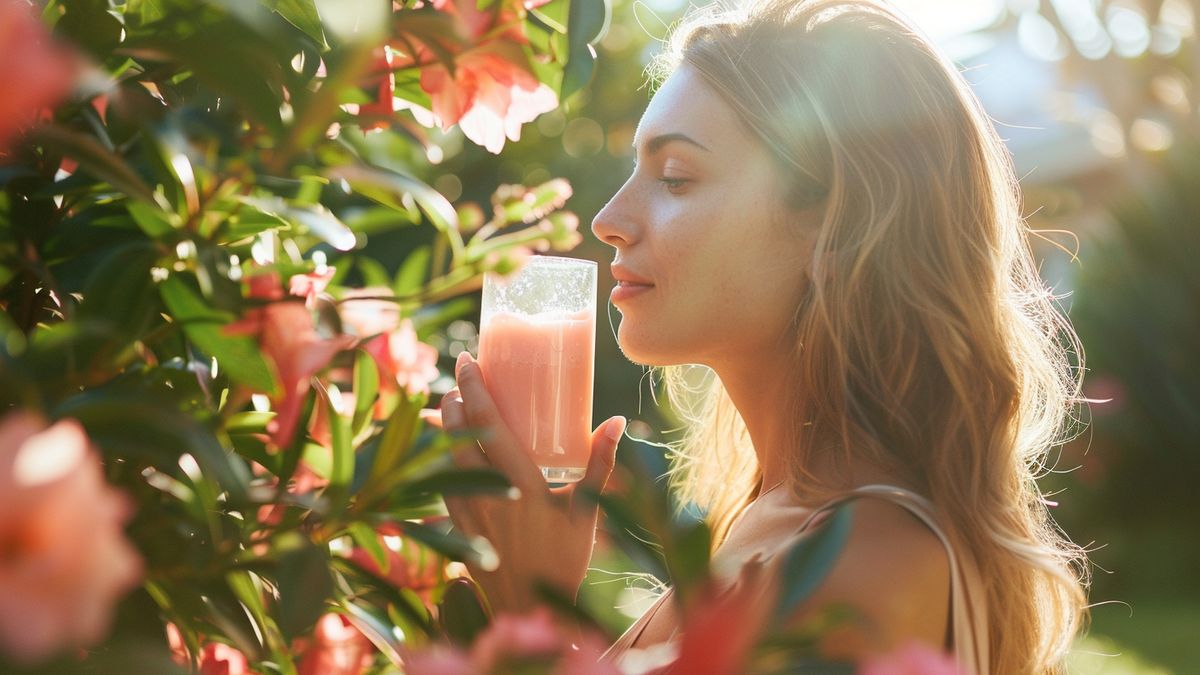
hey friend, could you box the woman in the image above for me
[433,0,1091,672]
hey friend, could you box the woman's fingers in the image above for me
[454,352,545,492]
[573,416,625,512]
[439,389,488,470]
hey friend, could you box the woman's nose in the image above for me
[591,183,638,248]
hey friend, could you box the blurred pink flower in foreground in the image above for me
[340,288,440,396]
[401,0,557,153]
[225,272,357,448]
[297,613,374,675]
[346,530,444,602]
[0,0,76,153]
[0,413,143,665]
[664,559,772,675]
[858,641,963,675]
[405,607,617,675]
[166,623,257,674]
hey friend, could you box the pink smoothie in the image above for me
[477,309,595,479]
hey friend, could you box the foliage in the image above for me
[0,0,600,671]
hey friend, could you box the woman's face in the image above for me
[592,66,818,368]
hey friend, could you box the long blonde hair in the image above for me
[649,1,1090,672]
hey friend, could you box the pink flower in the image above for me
[399,0,558,153]
[225,272,357,448]
[667,558,772,675]
[858,641,963,675]
[405,608,618,675]
[404,646,474,675]
[165,623,257,674]
[289,268,335,309]
[340,288,440,396]
[0,413,143,665]
[356,46,396,131]
[346,531,444,601]
[0,0,76,153]
[198,642,253,675]
[419,46,557,153]
[297,613,374,675]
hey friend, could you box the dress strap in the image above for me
[602,585,674,661]
[796,484,990,675]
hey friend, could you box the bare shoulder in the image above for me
[782,497,951,659]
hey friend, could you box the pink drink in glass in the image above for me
[477,257,597,483]
[478,310,595,480]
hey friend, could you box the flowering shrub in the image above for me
[0,0,598,671]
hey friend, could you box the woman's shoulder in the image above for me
[776,495,951,658]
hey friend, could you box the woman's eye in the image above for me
[659,177,689,192]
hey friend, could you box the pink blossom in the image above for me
[406,608,618,674]
[225,272,357,448]
[199,642,253,675]
[667,559,772,675]
[858,641,963,675]
[404,646,474,675]
[165,623,257,674]
[356,46,396,131]
[254,461,327,529]
[0,413,143,665]
[419,47,557,153]
[402,0,558,153]
[340,288,440,396]
[0,0,76,153]
[297,613,374,675]
[289,268,335,308]
[346,531,444,600]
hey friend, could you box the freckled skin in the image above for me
[591,66,816,370]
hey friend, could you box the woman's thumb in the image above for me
[578,416,626,496]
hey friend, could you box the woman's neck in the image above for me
[713,355,913,500]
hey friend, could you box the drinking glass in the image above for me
[477,256,597,483]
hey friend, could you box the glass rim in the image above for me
[520,255,597,270]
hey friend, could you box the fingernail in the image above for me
[455,351,471,376]
[605,416,626,442]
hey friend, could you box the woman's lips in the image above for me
[611,281,653,303]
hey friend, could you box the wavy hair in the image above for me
[648,1,1090,672]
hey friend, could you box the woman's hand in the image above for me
[423,351,626,614]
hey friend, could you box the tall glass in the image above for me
[477,256,597,483]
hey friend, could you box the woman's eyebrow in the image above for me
[633,132,712,156]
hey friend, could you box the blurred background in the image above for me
[382,0,1199,671]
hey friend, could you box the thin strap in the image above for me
[602,586,674,660]
[797,485,990,675]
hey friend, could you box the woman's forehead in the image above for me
[633,66,745,155]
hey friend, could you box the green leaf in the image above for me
[31,126,159,204]
[352,349,380,433]
[128,201,181,238]
[159,274,277,393]
[237,196,357,251]
[340,601,405,666]
[54,394,252,504]
[394,245,431,296]
[367,390,423,487]
[268,0,327,47]
[596,492,670,583]
[439,578,491,646]
[561,0,610,100]
[323,385,355,509]
[357,256,391,289]
[775,502,856,621]
[77,241,162,341]
[347,521,389,572]
[276,544,334,640]
[326,165,459,235]
[397,467,512,501]
[397,520,498,572]
[665,521,712,599]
